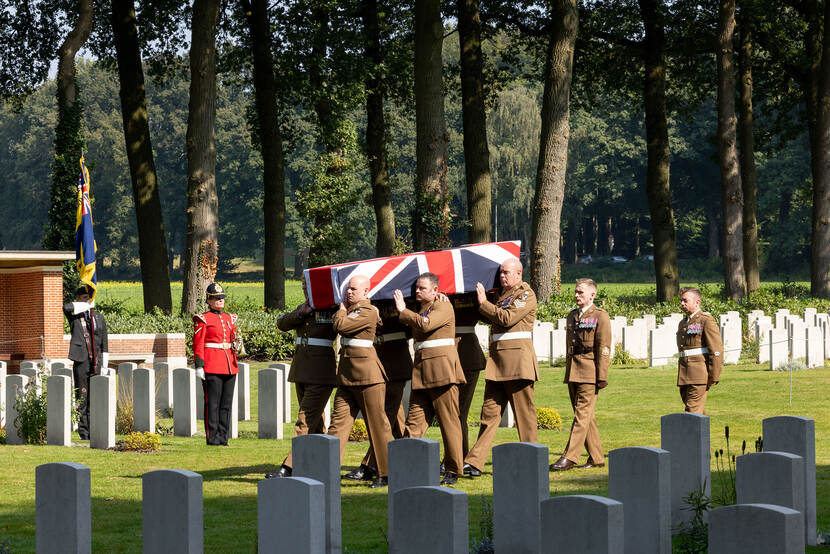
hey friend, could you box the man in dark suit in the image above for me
[63,285,108,440]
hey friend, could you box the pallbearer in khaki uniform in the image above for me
[394,273,467,485]
[551,278,610,471]
[452,293,486,457]
[345,301,412,482]
[327,275,394,488]
[676,286,723,414]
[463,258,539,477]
[266,276,337,478]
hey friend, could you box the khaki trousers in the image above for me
[327,383,393,477]
[361,379,408,468]
[562,383,603,464]
[464,379,537,471]
[405,384,464,474]
[284,383,334,468]
[680,384,708,414]
[457,370,481,457]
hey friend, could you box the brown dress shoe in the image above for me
[549,456,577,471]
[577,459,605,469]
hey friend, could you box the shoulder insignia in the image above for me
[514,300,526,308]
[714,351,720,357]
[193,313,207,324]
[347,309,361,319]
[601,346,610,357]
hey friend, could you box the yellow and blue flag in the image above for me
[75,156,97,300]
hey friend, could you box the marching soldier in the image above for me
[452,293,486,458]
[676,286,723,413]
[463,258,538,477]
[192,283,240,446]
[551,278,610,471]
[266,276,337,478]
[344,300,412,482]
[63,285,108,441]
[393,273,466,485]
[326,275,394,488]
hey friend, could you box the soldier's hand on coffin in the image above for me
[393,289,406,312]
[475,282,487,304]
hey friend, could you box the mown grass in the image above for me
[1,360,828,552]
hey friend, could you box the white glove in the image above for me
[70,301,94,315]
[195,368,206,381]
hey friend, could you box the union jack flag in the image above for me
[304,241,521,308]
[75,156,97,299]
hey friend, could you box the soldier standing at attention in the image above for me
[551,278,610,471]
[266,276,337,478]
[192,283,240,446]
[451,293,486,459]
[676,286,723,413]
[326,275,394,488]
[63,285,108,441]
[344,300,412,483]
[393,273,467,485]
[463,257,538,477]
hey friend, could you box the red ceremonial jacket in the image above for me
[193,310,239,375]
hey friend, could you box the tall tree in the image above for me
[181,0,220,314]
[638,0,679,301]
[812,0,830,297]
[242,0,286,309]
[717,0,746,301]
[43,0,94,251]
[457,0,492,245]
[529,0,578,301]
[738,0,759,295]
[414,0,450,250]
[361,0,396,257]
[111,0,173,313]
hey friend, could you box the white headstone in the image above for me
[789,320,807,360]
[237,362,251,421]
[133,368,155,433]
[154,362,173,417]
[0,362,6,428]
[557,318,568,330]
[623,321,648,359]
[774,309,790,329]
[805,326,823,368]
[769,328,789,371]
[5,374,28,444]
[46,375,72,446]
[803,307,817,326]
[533,321,554,362]
[643,314,657,330]
[649,327,677,367]
[754,316,773,363]
[89,374,116,450]
[721,322,741,364]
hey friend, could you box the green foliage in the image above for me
[535,407,562,430]
[116,386,134,436]
[116,431,162,452]
[611,346,634,366]
[12,368,48,445]
[155,422,173,437]
[672,482,713,554]
[0,429,6,444]
[470,498,495,554]
[349,419,368,442]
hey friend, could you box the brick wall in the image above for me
[0,266,63,361]
[60,333,187,358]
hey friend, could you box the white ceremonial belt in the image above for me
[205,342,232,349]
[491,331,532,342]
[414,338,456,351]
[375,332,407,344]
[341,338,374,348]
[296,337,334,348]
[455,326,476,335]
[679,347,709,357]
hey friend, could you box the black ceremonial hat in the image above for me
[206,282,226,299]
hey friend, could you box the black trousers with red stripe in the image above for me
[203,373,236,445]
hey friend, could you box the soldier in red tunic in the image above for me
[193,283,239,446]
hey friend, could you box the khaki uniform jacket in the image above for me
[375,302,414,382]
[278,305,337,385]
[333,299,387,386]
[564,304,611,384]
[676,311,724,385]
[452,294,486,372]
[478,282,539,382]
[400,300,466,390]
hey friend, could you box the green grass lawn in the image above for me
[1,359,828,552]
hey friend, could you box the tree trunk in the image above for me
[738,0,759,295]
[529,0,578,302]
[707,204,721,259]
[812,0,830,297]
[457,0,492,245]
[638,0,679,301]
[717,0,746,301]
[43,0,94,251]
[414,0,450,250]
[244,0,286,309]
[181,0,220,315]
[361,0,396,257]
[111,0,173,313]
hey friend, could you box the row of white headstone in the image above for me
[31,413,815,554]
[0,360,300,446]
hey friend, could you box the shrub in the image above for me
[611,346,634,366]
[773,360,808,372]
[115,431,161,452]
[0,429,6,444]
[349,419,368,441]
[536,407,562,430]
[116,382,134,436]
[672,482,712,553]
[13,368,48,445]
